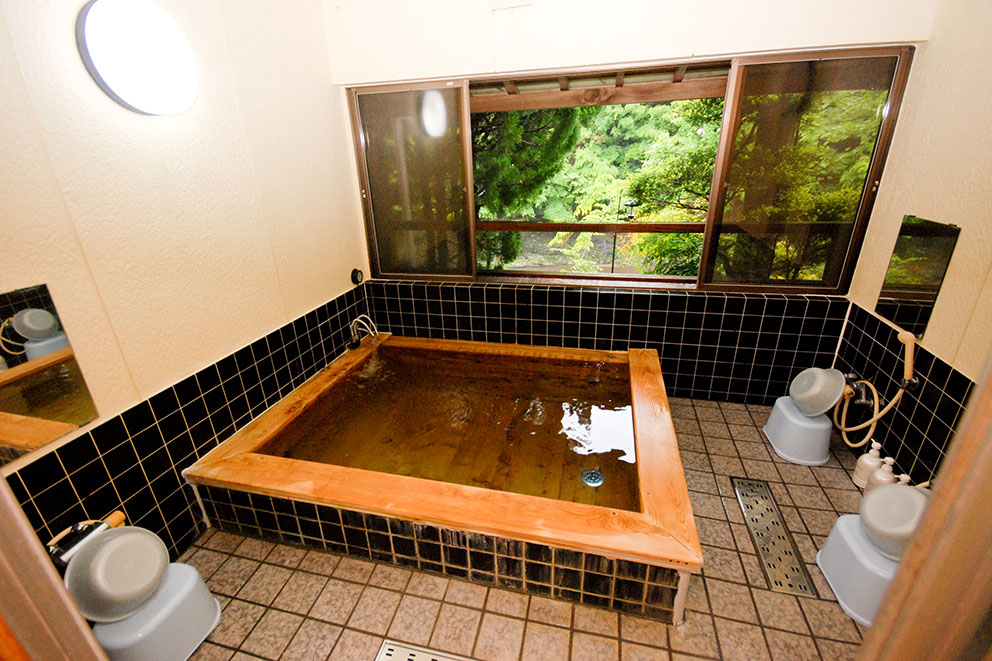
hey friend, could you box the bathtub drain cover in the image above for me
[375,640,471,661]
[581,468,605,487]
[733,477,818,598]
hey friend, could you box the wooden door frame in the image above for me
[0,477,105,659]
[859,355,992,659]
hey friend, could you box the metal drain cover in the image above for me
[375,640,472,661]
[581,468,605,487]
[732,477,818,598]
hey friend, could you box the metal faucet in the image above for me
[347,314,378,349]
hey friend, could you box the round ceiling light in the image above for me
[76,0,199,115]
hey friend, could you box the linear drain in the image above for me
[732,477,818,598]
[375,640,472,661]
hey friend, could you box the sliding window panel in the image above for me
[352,84,473,277]
[704,56,899,288]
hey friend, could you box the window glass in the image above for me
[472,99,722,278]
[356,87,471,275]
[708,57,898,285]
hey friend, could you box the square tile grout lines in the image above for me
[8,286,370,558]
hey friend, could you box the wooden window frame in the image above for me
[347,46,914,294]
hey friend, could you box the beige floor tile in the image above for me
[798,508,838,536]
[369,564,412,591]
[734,440,771,461]
[696,518,735,550]
[703,438,738,457]
[208,557,261,597]
[666,610,718,657]
[779,506,808,534]
[764,629,820,660]
[271,570,327,614]
[700,545,746,583]
[309,579,363,624]
[807,564,836,601]
[768,482,794,506]
[729,523,755,554]
[815,637,860,660]
[709,455,746,476]
[445,579,488,608]
[203,531,243,553]
[792,534,819,563]
[234,537,274,561]
[700,421,731,439]
[236,564,292,606]
[679,450,712,472]
[327,629,383,661]
[265,544,306,568]
[280,619,341,661]
[474,613,525,661]
[574,604,618,637]
[388,595,441,645]
[521,622,571,661]
[722,498,745,524]
[740,554,768,589]
[751,588,809,634]
[207,600,265,647]
[677,434,707,453]
[528,596,572,627]
[775,462,819,486]
[812,466,858,490]
[683,469,719,495]
[572,632,619,660]
[190,642,234,660]
[743,459,782,482]
[696,407,725,422]
[685,575,709,613]
[787,485,832,510]
[673,418,702,435]
[297,550,340,575]
[800,598,860,642]
[825,488,862,513]
[332,557,375,583]
[688,492,727,520]
[239,609,303,659]
[429,604,481,657]
[347,586,402,635]
[231,653,264,660]
[621,642,670,660]
[722,409,753,425]
[620,614,666,647]
[485,588,529,618]
[728,424,761,442]
[714,617,770,660]
[187,548,227,581]
[406,572,449,599]
[706,579,758,624]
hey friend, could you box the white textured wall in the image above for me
[0,0,366,448]
[322,0,939,84]
[849,0,992,380]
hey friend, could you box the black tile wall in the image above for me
[835,303,974,484]
[197,484,680,621]
[874,297,932,339]
[6,286,367,559]
[0,283,60,368]
[364,280,849,404]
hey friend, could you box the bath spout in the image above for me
[347,314,378,349]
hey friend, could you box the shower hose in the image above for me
[833,331,916,448]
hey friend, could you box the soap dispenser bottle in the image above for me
[853,441,883,487]
[865,457,897,492]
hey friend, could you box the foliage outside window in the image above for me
[350,48,911,292]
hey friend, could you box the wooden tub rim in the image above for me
[182,334,703,572]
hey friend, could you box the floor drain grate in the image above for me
[375,640,472,661]
[732,477,818,598]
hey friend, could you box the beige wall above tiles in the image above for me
[849,0,992,380]
[0,0,367,436]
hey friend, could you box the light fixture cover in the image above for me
[76,0,199,115]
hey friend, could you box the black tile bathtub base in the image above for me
[195,483,682,623]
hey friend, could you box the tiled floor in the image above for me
[185,397,867,660]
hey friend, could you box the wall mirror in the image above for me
[875,215,960,339]
[0,285,98,466]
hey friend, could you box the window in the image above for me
[350,47,912,292]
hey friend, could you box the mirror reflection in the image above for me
[0,284,98,465]
[875,215,960,339]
